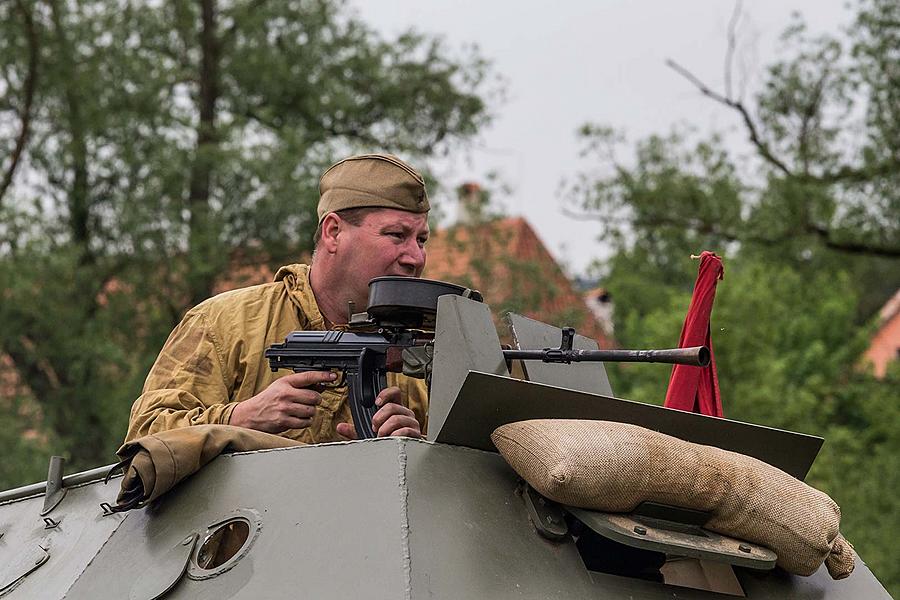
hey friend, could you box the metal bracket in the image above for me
[40,455,67,516]
[565,507,777,570]
[100,502,115,516]
[42,516,60,529]
[519,483,568,541]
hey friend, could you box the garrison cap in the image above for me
[317,153,430,223]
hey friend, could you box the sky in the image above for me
[352,0,852,277]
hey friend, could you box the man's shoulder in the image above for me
[192,264,309,315]
[180,263,312,338]
[187,281,288,326]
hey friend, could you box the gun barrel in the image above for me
[503,345,710,367]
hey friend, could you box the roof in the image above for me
[424,217,613,348]
[863,288,900,378]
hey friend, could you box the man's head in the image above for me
[309,154,431,320]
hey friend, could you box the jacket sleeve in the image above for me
[125,310,237,443]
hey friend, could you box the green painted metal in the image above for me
[567,507,777,570]
[0,543,48,595]
[506,312,614,396]
[0,439,892,599]
[0,294,892,599]
[434,371,823,480]
[129,533,198,600]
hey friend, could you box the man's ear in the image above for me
[320,213,343,254]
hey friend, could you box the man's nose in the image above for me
[399,240,426,272]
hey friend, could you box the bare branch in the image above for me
[805,223,899,258]
[567,203,900,258]
[560,206,630,228]
[797,67,829,175]
[666,58,795,178]
[667,57,899,186]
[724,0,742,101]
[0,0,39,205]
[815,161,900,184]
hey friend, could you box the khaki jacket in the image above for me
[125,264,428,444]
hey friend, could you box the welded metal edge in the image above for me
[436,371,824,479]
[0,439,429,505]
[63,509,130,599]
[397,439,413,600]
[0,464,119,506]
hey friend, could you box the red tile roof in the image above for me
[864,288,900,378]
[424,217,613,348]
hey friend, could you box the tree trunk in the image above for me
[187,0,221,307]
[48,0,92,266]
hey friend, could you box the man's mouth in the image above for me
[389,269,416,277]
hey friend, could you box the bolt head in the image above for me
[633,525,647,535]
[739,544,752,553]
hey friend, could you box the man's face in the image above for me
[333,208,429,307]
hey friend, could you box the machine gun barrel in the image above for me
[503,345,710,367]
[265,324,710,441]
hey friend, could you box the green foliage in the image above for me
[600,222,899,595]
[571,0,899,592]
[0,396,50,490]
[0,0,493,484]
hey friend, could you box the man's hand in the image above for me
[229,371,336,433]
[336,386,423,440]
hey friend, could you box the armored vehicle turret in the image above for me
[0,285,892,599]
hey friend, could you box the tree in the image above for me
[564,0,899,592]
[0,0,493,477]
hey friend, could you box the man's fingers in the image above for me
[374,386,402,407]
[281,401,317,420]
[372,402,415,432]
[280,370,338,388]
[376,414,420,438]
[277,417,312,432]
[278,386,323,406]
[389,427,422,439]
[336,422,357,440]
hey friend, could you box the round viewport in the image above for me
[196,519,251,570]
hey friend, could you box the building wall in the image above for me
[864,311,900,378]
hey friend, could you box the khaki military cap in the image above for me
[317,153,430,223]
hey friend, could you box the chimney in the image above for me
[457,182,487,225]
[584,288,615,337]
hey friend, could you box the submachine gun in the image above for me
[265,276,709,439]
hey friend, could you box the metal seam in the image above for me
[398,439,412,600]
[60,512,128,599]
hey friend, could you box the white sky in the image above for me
[352,0,851,277]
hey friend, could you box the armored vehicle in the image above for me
[0,285,892,599]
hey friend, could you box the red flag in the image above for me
[664,251,725,417]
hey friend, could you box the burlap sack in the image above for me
[491,419,855,580]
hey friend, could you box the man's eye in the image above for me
[417,237,428,245]
[386,232,404,239]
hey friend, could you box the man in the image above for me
[124,154,430,444]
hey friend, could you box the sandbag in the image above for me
[491,419,854,579]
